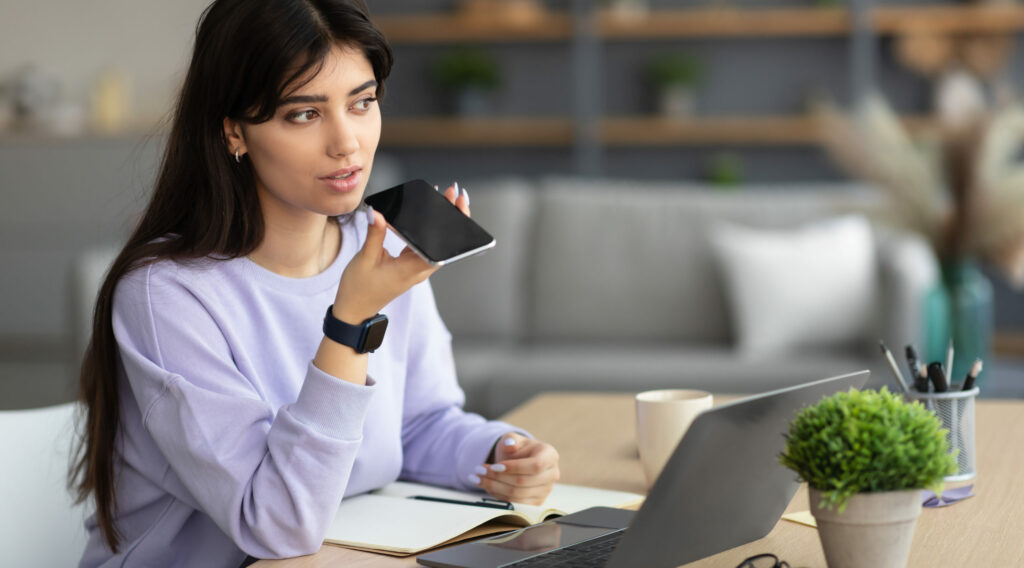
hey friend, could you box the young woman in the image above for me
[71,1,560,565]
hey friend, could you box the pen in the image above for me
[927,362,949,393]
[946,339,955,381]
[962,358,983,391]
[879,341,910,393]
[914,362,930,393]
[410,495,514,510]
[904,345,921,385]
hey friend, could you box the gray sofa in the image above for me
[429,178,939,418]
[72,177,939,419]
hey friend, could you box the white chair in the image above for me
[0,402,89,566]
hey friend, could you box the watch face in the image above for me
[363,315,389,352]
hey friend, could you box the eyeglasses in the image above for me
[735,553,791,568]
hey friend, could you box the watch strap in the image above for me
[322,305,388,354]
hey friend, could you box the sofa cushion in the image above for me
[710,215,879,355]
[529,178,882,344]
[430,178,535,341]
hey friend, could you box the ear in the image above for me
[222,117,247,159]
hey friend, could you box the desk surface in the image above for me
[257,393,1024,567]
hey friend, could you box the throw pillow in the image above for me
[709,215,878,356]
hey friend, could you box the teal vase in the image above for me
[924,260,994,386]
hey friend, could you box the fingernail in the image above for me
[489,464,507,473]
[454,181,459,197]
[468,474,481,485]
[434,184,439,191]
[474,465,488,476]
[366,205,375,226]
[462,187,470,206]
[503,437,516,447]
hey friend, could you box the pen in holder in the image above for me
[905,387,979,482]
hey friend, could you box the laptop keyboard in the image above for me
[502,529,624,567]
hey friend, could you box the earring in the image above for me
[234,149,241,163]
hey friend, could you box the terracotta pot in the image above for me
[810,488,922,568]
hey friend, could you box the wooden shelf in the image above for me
[381,115,937,148]
[874,5,1024,35]
[601,116,820,146]
[598,8,852,39]
[376,6,1024,45]
[381,117,573,147]
[373,12,571,43]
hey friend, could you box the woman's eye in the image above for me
[354,97,377,111]
[287,109,318,123]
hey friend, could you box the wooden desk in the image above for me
[258,393,1024,567]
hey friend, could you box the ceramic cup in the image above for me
[635,389,713,487]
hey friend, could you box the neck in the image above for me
[249,209,339,278]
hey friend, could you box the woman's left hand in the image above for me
[472,433,560,505]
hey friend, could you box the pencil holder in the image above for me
[905,388,979,482]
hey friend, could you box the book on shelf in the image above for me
[324,480,644,556]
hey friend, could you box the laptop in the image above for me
[417,370,869,568]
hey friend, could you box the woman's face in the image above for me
[231,44,381,220]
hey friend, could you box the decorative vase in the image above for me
[924,259,994,385]
[453,87,493,117]
[810,489,922,568]
[657,84,696,118]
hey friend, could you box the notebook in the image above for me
[324,480,643,556]
[418,370,870,568]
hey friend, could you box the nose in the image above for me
[325,116,359,158]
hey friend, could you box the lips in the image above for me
[320,166,362,193]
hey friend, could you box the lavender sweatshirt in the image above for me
[80,215,521,567]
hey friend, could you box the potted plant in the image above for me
[646,53,704,118]
[432,48,500,117]
[779,388,956,568]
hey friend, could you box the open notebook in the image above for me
[324,481,644,556]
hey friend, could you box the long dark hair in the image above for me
[71,0,392,551]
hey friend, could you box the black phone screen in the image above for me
[363,179,495,265]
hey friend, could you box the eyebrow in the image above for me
[280,80,379,106]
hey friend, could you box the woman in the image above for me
[71,1,559,565]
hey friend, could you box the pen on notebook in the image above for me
[946,339,955,381]
[927,362,949,393]
[410,495,514,510]
[879,341,910,393]
[962,358,983,391]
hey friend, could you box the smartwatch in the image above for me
[322,305,389,354]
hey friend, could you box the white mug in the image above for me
[635,389,713,487]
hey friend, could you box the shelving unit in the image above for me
[375,3,1024,169]
[375,5,1024,43]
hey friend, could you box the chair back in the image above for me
[0,403,89,566]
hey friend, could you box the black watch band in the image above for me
[322,305,389,354]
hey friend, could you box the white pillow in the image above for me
[710,215,878,356]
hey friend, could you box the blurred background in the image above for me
[2,0,1023,415]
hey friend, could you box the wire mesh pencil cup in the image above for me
[905,388,979,482]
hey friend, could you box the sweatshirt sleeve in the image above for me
[112,263,374,558]
[398,279,529,491]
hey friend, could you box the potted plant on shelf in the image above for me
[646,53,704,118]
[779,388,956,568]
[432,48,500,117]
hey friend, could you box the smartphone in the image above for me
[364,179,496,266]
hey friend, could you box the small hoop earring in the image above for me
[234,149,241,163]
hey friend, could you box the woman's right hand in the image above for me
[331,183,469,325]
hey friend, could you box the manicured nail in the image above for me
[474,465,488,476]
[503,437,516,447]
[365,205,375,226]
[434,184,439,191]
[468,474,481,485]
[454,181,459,198]
[489,464,507,473]
[461,187,470,206]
